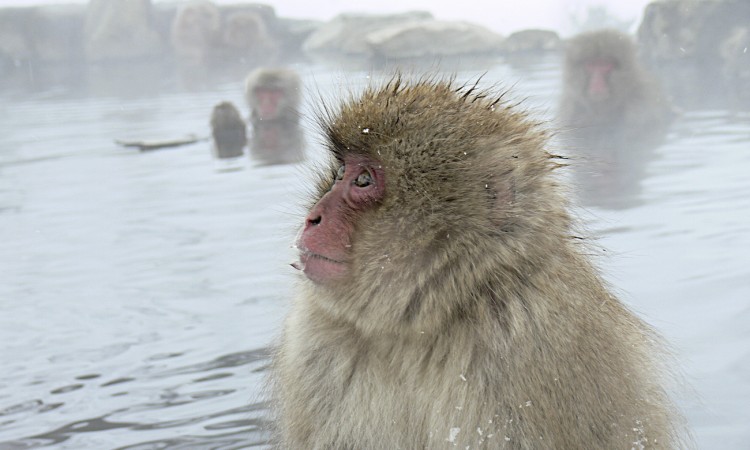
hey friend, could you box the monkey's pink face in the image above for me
[585,59,616,100]
[295,155,385,285]
[255,87,284,120]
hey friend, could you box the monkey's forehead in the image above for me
[566,32,635,60]
[325,87,536,163]
[331,83,488,129]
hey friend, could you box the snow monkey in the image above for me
[210,101,246,159]
[273,75,688,449]
[559,29,671,136]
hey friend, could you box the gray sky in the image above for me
[0,0,652,36]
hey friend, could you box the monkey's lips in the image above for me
[293,249,348,284]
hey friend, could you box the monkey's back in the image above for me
[210,102,247,159]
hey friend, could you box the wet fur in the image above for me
[210,101,246,158]
[272,75,687,449]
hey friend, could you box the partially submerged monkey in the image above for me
[210,101,246,159]
[559,30,672,210]
[245,68,301,124]
[559,29,672,138]
[273,76,687,449]
[244,68,305,165]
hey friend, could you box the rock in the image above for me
[637,0,750,107]
[302,11,432,59]
[276,18,321,61]
[36,6,87,63]
[85,0,164,62]
[217,9,278,62]
[502,29,560,54]
[0,5,85,66]
[720,26,750,104]
[170,0,221,63]
[220,3,277,28]
[638,0,749,64]
[366,20,503,59]
[0,9,38,62]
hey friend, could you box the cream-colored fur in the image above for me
[272,76,687,449]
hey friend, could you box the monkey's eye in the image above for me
[335,164,346,181]
[354,171,373,187]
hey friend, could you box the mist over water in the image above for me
[0,0,653,36]
[0,24,749,450]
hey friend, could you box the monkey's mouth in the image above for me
[294,250,347,283]
[296,250,345,267]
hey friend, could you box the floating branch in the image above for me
[115,134,207,151]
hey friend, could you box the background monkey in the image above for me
[244,68,301,124]
[245,68,304,165]
[272,76,687,449]
[559,29,671,210]
[210,101,246,160]
[559,29,672,139]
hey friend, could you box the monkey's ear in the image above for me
[486,174,516,226]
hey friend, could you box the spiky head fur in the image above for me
[304,75,576,337]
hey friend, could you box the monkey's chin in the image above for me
[297,251,348,284]
[588,92,611,102]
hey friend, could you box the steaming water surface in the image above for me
[0,60,748,449]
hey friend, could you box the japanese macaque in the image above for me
[271,76,688,448]
[210,101,246,159]
[249,121,305,166]
[559,29,670,209]
[559,29,672,137]
[244,68,301,124]
[245,68,304,165]
[170,0,220,63]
